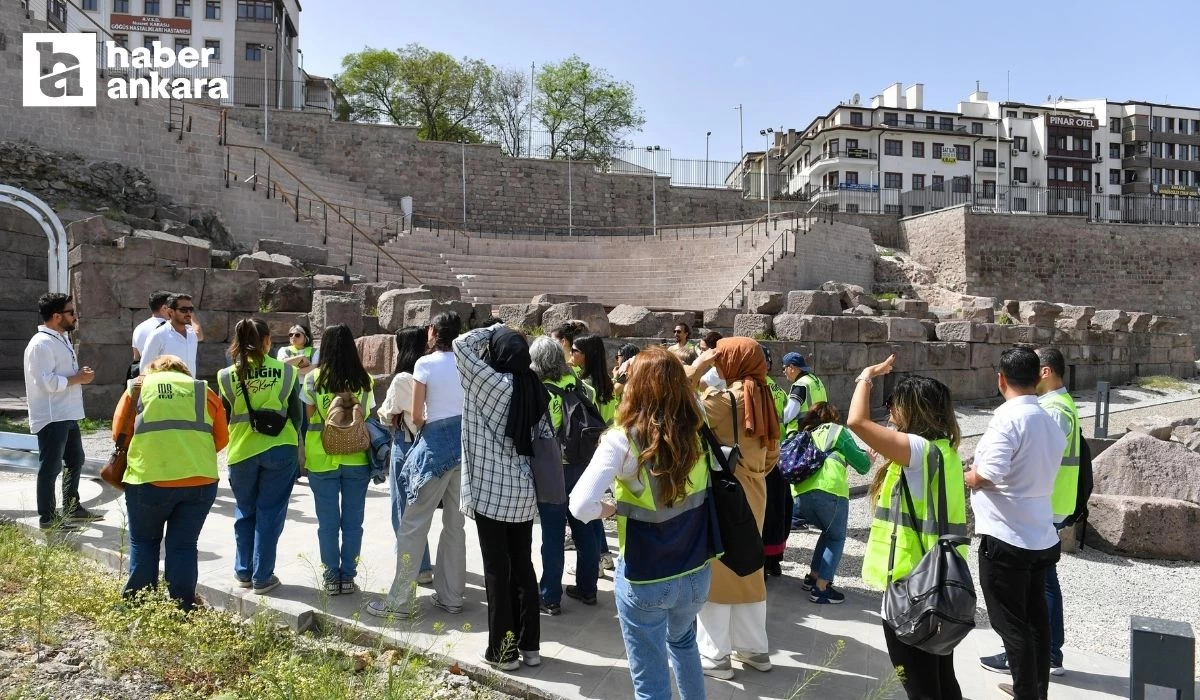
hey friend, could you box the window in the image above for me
[846,138,859,150]
[205,0,220,17]
[932,175,945,191]
[1109,169,1120,185]
[144,0,160,14]
[114,0,129,10]
[850,112,863,126]
[939,117,954,131]
[912,142,925,158]
[925,116,934,129]
[1109,117,1121,134]
[143,35,160,50]
[1048,166,1068,180]
[1006,110,1017,118]
[1023,112,1038,119]
[1152,116,1163,132]
[1014,136,1028,151]
[1109,195,1120,211]
[113,33,129,48]
[912,174,925,190]
[951,176,970,193]
[1109,143,1121,159]
[174,37,189,51]
[245,42,262,61]
[844,171,858,185]
[1125,170,1137,183]
[1075,136,1090,151]
[983,180,996,197]
[931,142,943,159]
[81,0,96,9]
[1014,197,1028,212]
[972,122,983,135]
[204,39,221,61]
[1073,169,1090,183]
[175,0,190,16]
[1166,118,1175,133]
[905,114,915,125]
[1193,145,1200,160]
[237,0,272,20]
[884,204,902,214]
[884,139,903,156]
[884,112,898,126]
[827,138,839,155]
[1194,120,1200,135]
[955,144,970,161]
[1152,142,1163,158]
[1051,135,1068,150]
[982,148,996,166]
[884,172,903,189]
[1013,167,1028,183]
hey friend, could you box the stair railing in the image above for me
[718,213,811,310]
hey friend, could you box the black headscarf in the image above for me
[488,328,548,457]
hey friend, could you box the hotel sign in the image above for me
[847,147,870,159]
[1046,114,1099,130]
[110,14,192,35]
[940,146,957,164]
[1156,185,1200,197]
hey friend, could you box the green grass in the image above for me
[995,311,1014,325]
[0,524,458,700]
[0,415,29,433]
[878,248,897,257]
[1134,375,1190,392]
[873,293,898,303]
[752,332,778,341]
[522,325,545,337]
[78,417,112,433]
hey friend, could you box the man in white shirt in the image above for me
[139,293,200,375]
[23,293,99,528]
[965,347,1067,700]
[131,290,203,374]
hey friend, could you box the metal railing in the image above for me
[719,213,810,310]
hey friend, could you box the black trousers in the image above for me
[883,622,962,700]
[978,535,1061,700]
[474,513,540,662]
[36,420,85,521]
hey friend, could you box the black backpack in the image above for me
[1064,429,1095,545]
[545,381,606,465]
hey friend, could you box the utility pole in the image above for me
[528,61,535,157]
[996,117,1002,212]
[460,140,467,226]
[706,131,711,187]
[760,128,774,222]
[259,44,274,144]
[735,104,744,160]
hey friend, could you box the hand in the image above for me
[77,367,96,385]
[861,354,896,380]
[599,500,618,519]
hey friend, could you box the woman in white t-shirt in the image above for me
[368,312,467,620]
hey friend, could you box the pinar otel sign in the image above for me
[1046,114,1099,130]
[110,13,192,35]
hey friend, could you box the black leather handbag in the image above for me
[700,391,764,577]
[237,373,288,437]
[882,448,977,656]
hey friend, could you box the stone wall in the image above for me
[827,212,903,250]
[754,221,876,294]
[0,207,49,380]
[900,206,1200,343]
[225,108,772,233]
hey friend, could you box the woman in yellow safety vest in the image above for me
[568,333,620,573]
[301,324,374,596]
[570,344,718,700]
[846,354,966,700]
[216,318,301,595]
[277,324,318,376]
[112,354,228,611]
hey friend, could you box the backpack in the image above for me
[777,429,830,484]
[321,391,370,455]
[1064,429,1095,543]
[545,381,606,465]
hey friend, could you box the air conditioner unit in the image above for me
[1011,148,1020,156]
[1095,185,1104,193]
[1031,149,1041,157]
[1032,180,1041,187]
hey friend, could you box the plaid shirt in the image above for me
[454,325,541,523]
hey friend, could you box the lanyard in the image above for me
[39,330,78,370]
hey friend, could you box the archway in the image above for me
[0,185,69,293]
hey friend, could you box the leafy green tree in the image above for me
[335,48,405,124]
[534,56,645,163]
[484,67,532,157]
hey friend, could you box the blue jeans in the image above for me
[36,420,84,521]
[538,501,599,604]
[389,434,431,573]
[229,444,298,586]
[615,559,711,700]
[124,481,218,611]
[792,490,849,584]
[1046,563,1063,665]
[308,466,370,583]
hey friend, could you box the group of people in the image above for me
[23,288,1082,700]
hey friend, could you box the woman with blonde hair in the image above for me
[846,355,966,700]
[571,344,718,699]
[112,355,228,610]
[688,337,781,681]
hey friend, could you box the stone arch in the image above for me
[0,185,68,294]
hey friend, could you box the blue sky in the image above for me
[300,0,1200,162]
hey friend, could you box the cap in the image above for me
[782,352,811,371]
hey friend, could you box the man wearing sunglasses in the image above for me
[139,294,200,375]
[24,293,98,529]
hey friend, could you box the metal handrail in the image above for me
[719,215,807,310]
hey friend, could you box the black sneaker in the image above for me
[980,652,1010,674]
[64,507,103,522]
[539,601,561,616]
[564,585,597,606]
[809,585,845,605]
[800,574,816,591]
[39,513,79,531]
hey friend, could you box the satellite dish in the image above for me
[852,93,861,105]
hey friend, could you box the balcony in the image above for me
[807,148,877,167]
[1047,148,1101,162]
[975,160,1006,170]
[882,120,969,134]
[1122,155,1151,169]
[1123,182,1153,195]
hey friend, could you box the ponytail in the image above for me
[228,318,266,383]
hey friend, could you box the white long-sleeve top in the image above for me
[23,325,84,434]
[569,429,645,523]
[378,372,420,439]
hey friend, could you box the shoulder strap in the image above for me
[928,443,948,537]
[724,389,739,447]
[235,368,257,412]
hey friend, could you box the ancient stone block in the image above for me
[234,251,302,279]
[467,303,494,328]
[353,282,407,311]
[78,309,134,346]
[495,303,549,330]
[200,311,231,344]
[608,305,656,338]
[958,296,995,323]
[362,315,380,336]
[65,215,121,248]
[257,311,309,340]
[542,303,611,337]
[866,342,914,372]
[786,290,841,316]
[1003,299,1020,317]
[885,318,927,342]
[774,314,833,342]
[936,321,987,343]
[83,384,126,421]
[311,290,364,336]
[77,343,133,386]
[403,299,473,331]
[1127,312,1153,333]
[946,342,971,370]
[1086,495,1200,562]
[859,317,889,342]
[1090,309,1129,332]
[971,342,1003,370]
[1170,346,1196,363]
[820,281,876,310]
[815,343,867,374]
[1018,300,1062,327]
[532,293,586,305]
[894,299,929,319]
[254,238,330,266]
[1055,305,1096,330]
[71,264,122,318]
[747,291,784,315]
[1148,315,1183,333]
[378,288,433,333]
[202,268,259,312]
[733,314,772,338]
[355,334,396,376]
[703,307,739,329]
[419,284,462,302]
[830,316,860,343]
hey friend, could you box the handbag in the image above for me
[882,448,977,656]
[530,415,567,504]
[700,390,764,577]
[236,372,288,437]
[101,380,142,491]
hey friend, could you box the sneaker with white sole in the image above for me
[480,651,520,672]
[980,652,1010,675]
[521,650,542,667]
[733,651,772,672]
[1050,662,1065,677]
[431,593,463,614]
[800,574,816,591]
[809,585,845,605]
[701,655,734,680]
[599,552,615,571]
[366,599,417,620]
[252,575,282,595]
[416,570,434,586]
[234,577,252,589]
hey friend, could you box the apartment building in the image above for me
[36,0,305,108]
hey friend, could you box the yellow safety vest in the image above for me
[217,356,298,465]
[304,368,373,472]
[613,430,717,584]
[795,373,828,414]
[861,438,967,589]
[280,346,315,361]
[791,423,853,499]
[1041,390,1081,522]
[125,372,217,484]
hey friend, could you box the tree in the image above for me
[484,67,532,157]
[534,56,645,164]
[334,44,492,142]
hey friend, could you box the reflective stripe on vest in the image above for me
[797,373,828,414]
[860,438,967,590]
[613,430,715,584]
[218,357,298,464]
[126,373,217,484]
[792,423,853,498]
[134,378,210,435]
[1041,391,1081,520]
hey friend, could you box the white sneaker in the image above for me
[521,650,542,667]
[1050,663,1066,677]
[480,651,520,672]
[701,655,734,680]
[733,651,772,672]
[416,570,434,586]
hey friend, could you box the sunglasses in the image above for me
[673,330,686,334]
[289,332,305,338]
[175,306,195,313]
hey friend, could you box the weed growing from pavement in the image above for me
[787,638,902,700]
[1134,375,1191,392]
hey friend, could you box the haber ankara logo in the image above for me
[22,32,97,107]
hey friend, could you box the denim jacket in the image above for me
[398,415,463,506]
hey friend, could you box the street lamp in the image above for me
[647,145,660,235]
[760,128,774,222]
[459,140,467,227]
[258,43,274,144]
[706,131,712,187]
